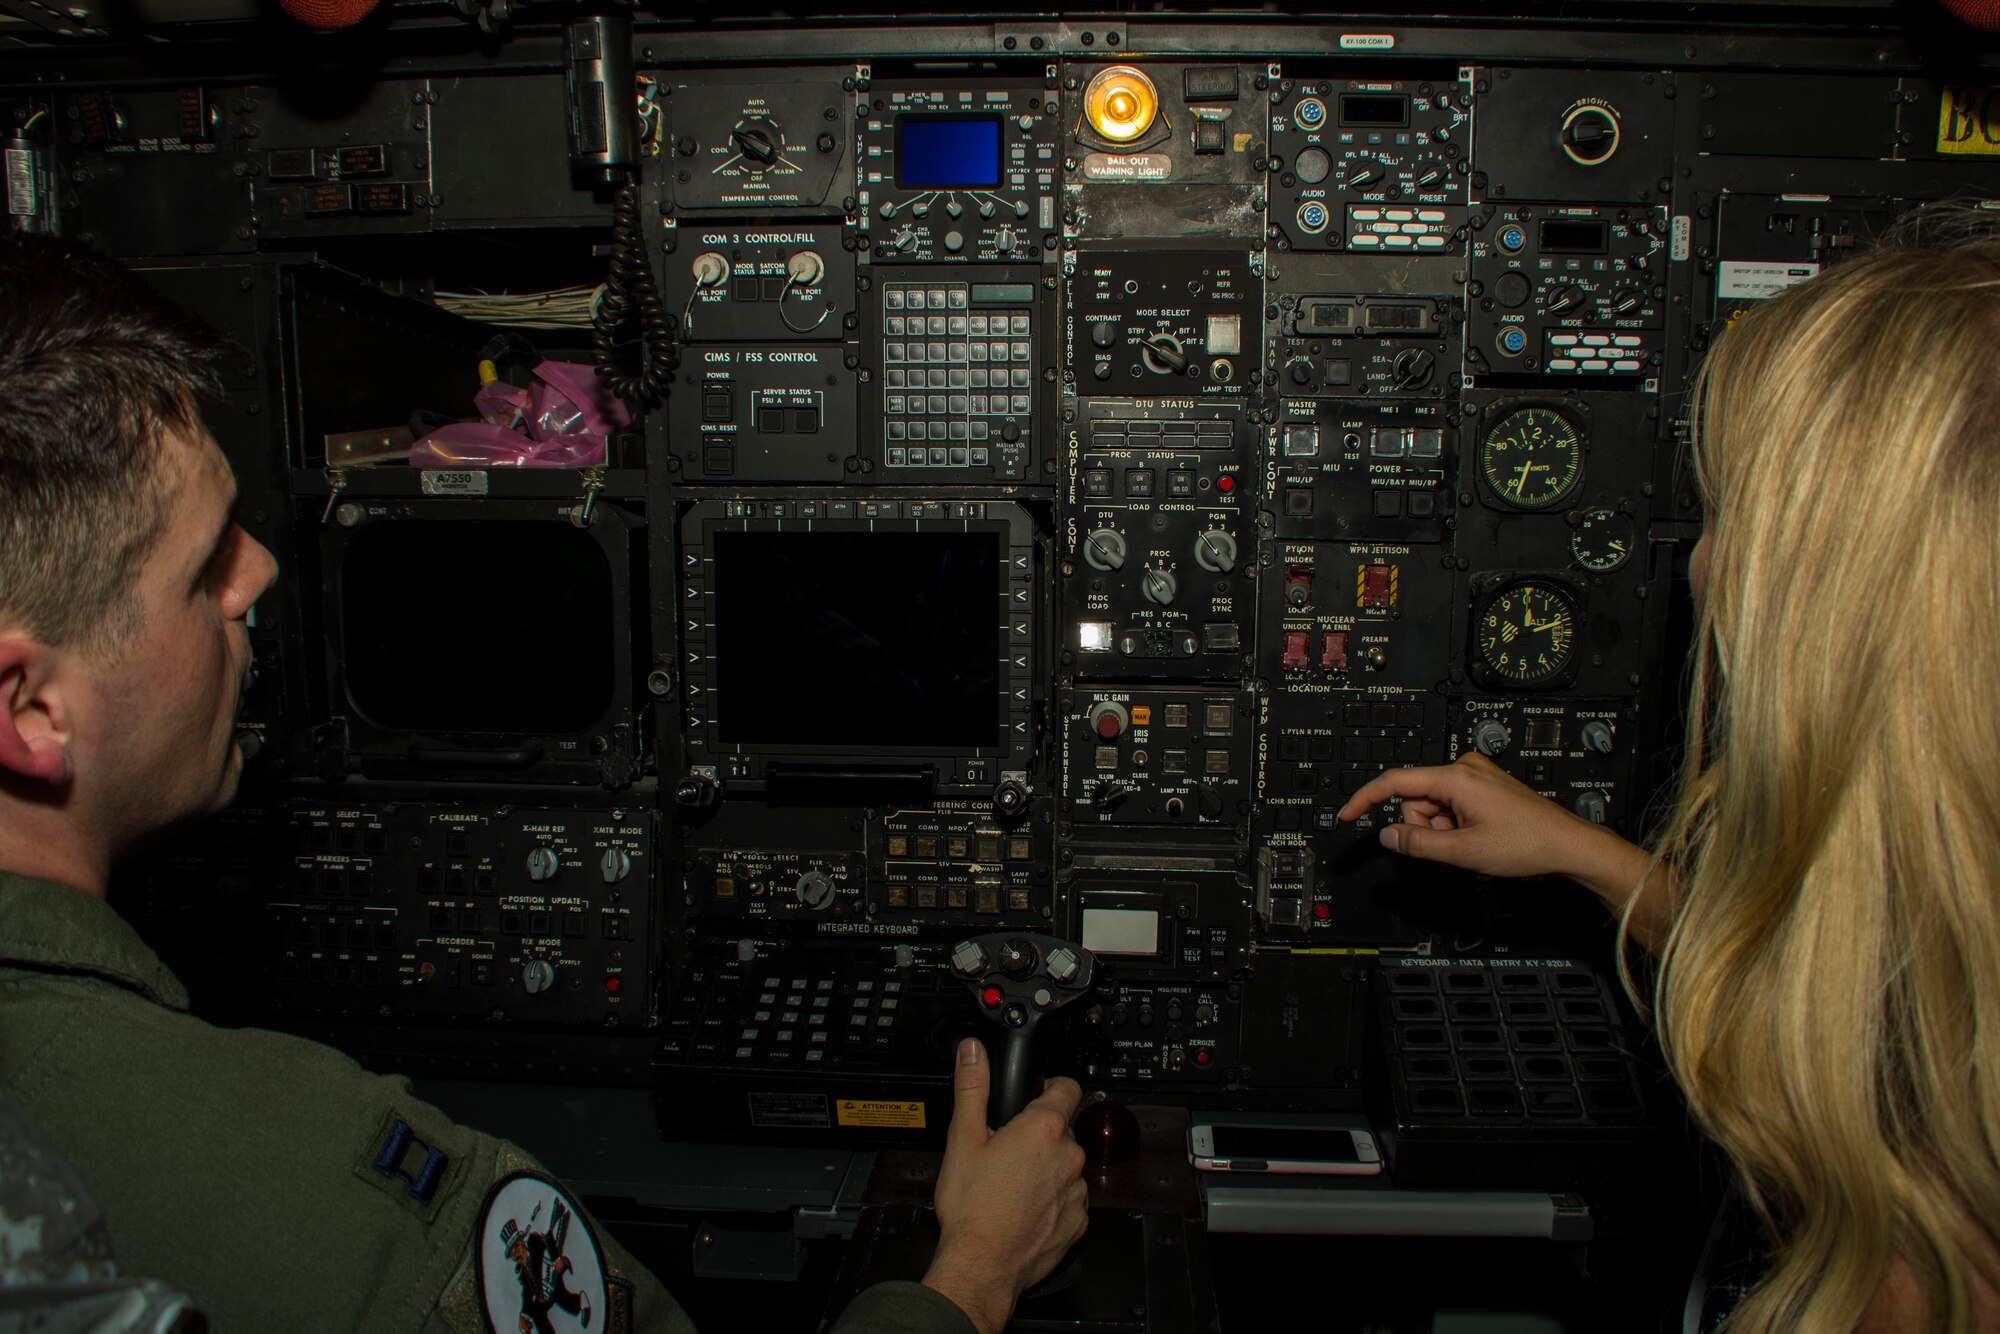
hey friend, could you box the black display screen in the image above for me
[1339,94,1409,127]
[896,116,1003,188]
[340,520,616,735]
[713,531,1001,748]
[1209,1126,1362,1162]
[1539,220,1609,254]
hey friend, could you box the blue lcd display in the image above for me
[896,117,1003,188]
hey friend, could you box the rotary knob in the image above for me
[526,846,560,882]
[794,870,835,909]
[1574,789,1611,824]
[1090,700,1130,741]
[1473,719,1511,756]
[599,847,632,884]
[1090,319,1119,349]
[1193,529,1238,574]
[1546,283,1586,316]
[1559,104,1621,166]
[1083,528,1128,572]
[1580,720,1615,754]
[521,959,556,994]
[1141,566,1179,606]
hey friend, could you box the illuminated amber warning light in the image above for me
[1085,65,1160,145]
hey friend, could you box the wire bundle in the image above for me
[434,285,602,329]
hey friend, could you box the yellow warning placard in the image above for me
[835,1099,927,1129]
[1937,86,2000,156]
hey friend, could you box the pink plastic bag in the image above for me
[409,361,633,468]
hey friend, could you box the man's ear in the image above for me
[0,638,75,787]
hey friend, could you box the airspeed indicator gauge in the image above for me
[1570,509,1633,573]
[1480,407,1583,511]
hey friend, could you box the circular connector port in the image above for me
[1496,222,1527,254]
[1294,97,1328,130]
[1495,326,1530,358]
[1296,199,1330,234]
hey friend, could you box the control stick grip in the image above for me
[989,1029,1040,1126]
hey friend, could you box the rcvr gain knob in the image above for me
[1193,529,1238,574]
[1083,528,1128,571]
[1473,719,1511,756]
[1580,720,1615,754]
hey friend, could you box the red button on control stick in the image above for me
[981,986,1002,1007]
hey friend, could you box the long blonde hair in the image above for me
[1646,214,2000,1332]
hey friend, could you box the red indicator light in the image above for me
[1314,903,1331,921]
[1194,1049,1211,1066]
[1217,475,1235,493]
[605,976,622,993]
[982,986,1003,1007]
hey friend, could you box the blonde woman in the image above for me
[1338,217,2000,1333]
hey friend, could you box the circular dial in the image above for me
[1480,407,1583,511]
[1475,582,1578,686]
[1571,509,1634,572]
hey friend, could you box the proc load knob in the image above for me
[526,846,560,882]
[1193,529,1238,574]
[1473,719,1511,757]
[521,959,556,994]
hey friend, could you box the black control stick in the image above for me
[949,932,1096,1127]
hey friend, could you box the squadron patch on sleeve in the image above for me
[475,1173,611,1334]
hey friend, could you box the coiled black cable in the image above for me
[592,179,677,406]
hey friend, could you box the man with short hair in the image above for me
[0,233,1088,1334]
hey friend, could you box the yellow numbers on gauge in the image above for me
[1475,582,1578,686]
